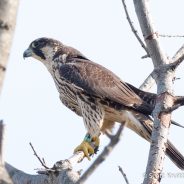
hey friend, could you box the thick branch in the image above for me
[4,154,82,184]
[4,136,87,184]
[133,1,175,184]
[4,124,125,184]
[0,0,19,95]
[0,121,13,184]
[6,132,124,184]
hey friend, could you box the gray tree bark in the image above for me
[133,0,183,183]
[0,0,19,183]
[4,161,80,184]
[1,129,124,184]
[1,122,82,184]
[0,0,19,95]
[0,122,13,184]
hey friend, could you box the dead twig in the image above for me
[29,142,49,169]
[141,54,150,59]
[121,0,150,57]
[118,166,130,184]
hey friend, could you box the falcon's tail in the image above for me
[166,140,184,170]
[126,111,184,170]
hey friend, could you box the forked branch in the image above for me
[132,1,177,184]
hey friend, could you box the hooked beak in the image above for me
[23,48,33,59]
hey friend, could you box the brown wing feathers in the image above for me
[59,59,154,114]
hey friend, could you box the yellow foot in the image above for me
[74,140,94,160]
[74,136,100,160]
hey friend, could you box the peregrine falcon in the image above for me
[23,37,184,169]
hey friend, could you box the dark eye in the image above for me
[32,41,39,48]
[31,38,47,49]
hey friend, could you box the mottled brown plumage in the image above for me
[23,37,184,169]
[58,58,154,114]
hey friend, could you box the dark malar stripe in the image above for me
[32,48,46,60]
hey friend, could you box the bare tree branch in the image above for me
[5,162,78,184]
[121,0,150,57]
[4,126,90,183]
[0,2,19,179]
[4,153,83,184]
[141,54,150,59]
[172,44,184,62]
[169,44,184,70]
[78,124,125,184]
[133,1,176,184]
[120,0,168,93]
[118,166,130,184]
[0,0,19,95]
[139,70,156,91]
[6,142,127,184]
[0,121,13,184]
[29,142,50,169]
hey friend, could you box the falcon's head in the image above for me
[23,37,87,64]
[23,37,63,62]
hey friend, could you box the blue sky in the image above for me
[0,0,184,183]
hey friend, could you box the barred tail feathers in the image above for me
[166,140,184,170]
[124,111,184,170]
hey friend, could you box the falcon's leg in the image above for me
[74,94,104,160]
[74,134,100,160]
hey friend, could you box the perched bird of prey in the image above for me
[23,37,184,169]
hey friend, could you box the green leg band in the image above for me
[84,134,92,142]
